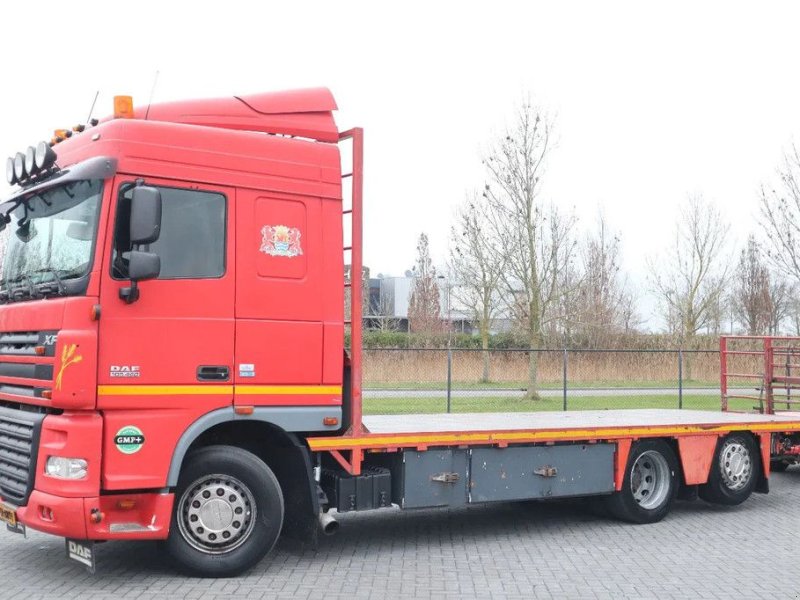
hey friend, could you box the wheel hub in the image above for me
[177,474,256,554]
[630,450,670,510]
[720,441,752,491]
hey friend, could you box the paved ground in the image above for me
[2,467,799,599]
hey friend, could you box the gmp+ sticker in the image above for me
[114,426,145,455]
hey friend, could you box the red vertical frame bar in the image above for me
[350,128,364,443]
[764,337,774,415]
[719,337,728,411]
[340,129,364,464]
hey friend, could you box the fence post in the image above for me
[678,349,683,409]
[562,348,568,411]
[446,348,452,414]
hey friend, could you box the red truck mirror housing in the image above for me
[129,186,162,245]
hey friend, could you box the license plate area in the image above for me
[0,502,17,527]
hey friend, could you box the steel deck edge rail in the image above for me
[306,419,800,451]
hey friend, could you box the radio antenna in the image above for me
[86,90,99,124]
[145,70,160,120]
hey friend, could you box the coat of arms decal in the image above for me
[260,225,303,258]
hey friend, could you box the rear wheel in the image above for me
[699,433,759,506]
[605,439,678,524]
[165,445,284,577]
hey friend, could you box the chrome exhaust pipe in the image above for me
[319,511,339,536]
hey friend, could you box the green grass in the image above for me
[363,379,720,391]
[363,394,759,415]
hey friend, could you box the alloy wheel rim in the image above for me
[720,441,752,491]
[177,474,257,554]
[630,450,671,510]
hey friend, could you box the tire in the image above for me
[770,460,790,473]
[605,439,679,524]
[164,445,284,577]
[699,433,759,506]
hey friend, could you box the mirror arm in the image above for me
[119,280,139,304]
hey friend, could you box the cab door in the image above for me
[97,177,235,490]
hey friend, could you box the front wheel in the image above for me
[165,445,284,577]
[699,434,759,506]
[605,439,679,524]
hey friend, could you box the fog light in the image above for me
[13,152,25,182]
[45,456,88,480]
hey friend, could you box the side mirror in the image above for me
[128,250,160,281]
[120,184,162,305]
[119,250,161,304]
[130,186,161,245]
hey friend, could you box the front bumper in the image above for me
[13,489,174,540]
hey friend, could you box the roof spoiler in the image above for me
[131,87,340,142]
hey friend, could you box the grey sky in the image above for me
[1,1,798,329]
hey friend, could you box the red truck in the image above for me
[1,88,800,577]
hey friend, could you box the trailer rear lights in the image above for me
[114,95,134,119]
[323,417,339,426]
[45,457,88,480]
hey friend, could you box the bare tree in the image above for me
[408,233,443,336]
[449,194,506,382]
[730,235,789,335]
[368,284,402,332]
[649,195,729,355]
[481,98,577,398]
[571,213,639,346]
[761,146,800,282]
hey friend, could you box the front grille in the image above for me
[0,331,57,357]
[0,406,44,505]
[0,330,58,404]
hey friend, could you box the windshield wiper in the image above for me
[31,268,66,297]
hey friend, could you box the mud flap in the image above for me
[65,539,95,574]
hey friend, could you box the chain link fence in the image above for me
[362,348,757,415]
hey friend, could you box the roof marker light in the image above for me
[114,96,134,119]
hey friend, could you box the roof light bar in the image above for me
[5,141,58,187]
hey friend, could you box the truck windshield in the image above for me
[0,179,103,302]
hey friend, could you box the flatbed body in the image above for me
[308,409,800,451]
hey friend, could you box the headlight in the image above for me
[34,141,56,171]
[24,146,36,175]
[5,157,14,185]
[45,456,88,480]
[13,152,25,182]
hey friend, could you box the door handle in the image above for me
[197,365,230,381]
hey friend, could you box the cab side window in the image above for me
[113,184,226,279]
